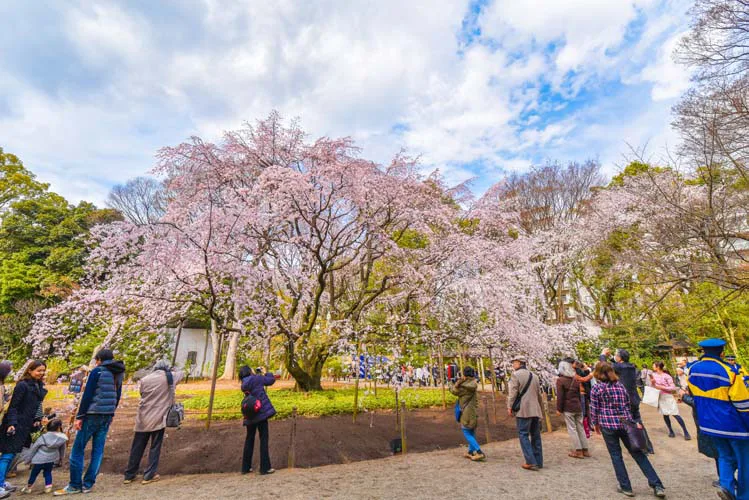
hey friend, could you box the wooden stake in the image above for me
[400,401,407,454]
[478,357,486,391]
[288,407,297,469]
[369,410,375,428]
[488,347,498,424]
[483,399,491,444]
[542,395,553,433]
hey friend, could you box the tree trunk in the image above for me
[284,340,326,391]
[89,324,120,367]
[220,331,241,380]
[206,319,222,429]
[263,336,272,368]
[171,319,184,366]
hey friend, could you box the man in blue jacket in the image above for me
[687,339,749,500]
[55,349,126,496]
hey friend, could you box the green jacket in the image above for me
[450,378,478,429]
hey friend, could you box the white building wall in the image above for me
[170,327,213,378]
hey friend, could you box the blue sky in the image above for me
[0,0,691,205]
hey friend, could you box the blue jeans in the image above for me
[28,463,54,487]
[601,427,663,492]
[69,415,112,491]
[461,427,482,454]
[713,436,749,500]
[0,453,15,485]
[516,417,543,467]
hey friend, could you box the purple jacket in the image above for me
[240,373,277,425]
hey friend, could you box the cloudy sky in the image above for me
[0,0,692,205]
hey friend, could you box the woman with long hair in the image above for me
[650,361,691,440]
[0,360,47,498]
[591,363,665,498]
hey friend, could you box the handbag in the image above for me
[164,370,184,429]
[511,372,534,414]
[642,386,660,408]
[622,419,648,453]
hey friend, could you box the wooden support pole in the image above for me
[400,401,407,454]
[542,396,553,433]
[353,343,361,423]
[369,410,375,428]
[288,407,297,469]
[483,399,491,444]
[171,318,184,367]
[438,343,447,409]
[478,357,486,391]
[206,319,221,430]
[395,389,400,432]
[488,347,498,424]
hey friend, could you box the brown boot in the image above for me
[568,450,584,459]
[582,449,591,457]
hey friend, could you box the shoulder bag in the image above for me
[164,370,184,429]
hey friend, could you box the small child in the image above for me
[21,419,68,494]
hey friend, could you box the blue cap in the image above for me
[698,338,726,348]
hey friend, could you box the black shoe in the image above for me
[667,431,675,438]
[617,487,635,497]
[653,486,666,497]
[259,469,275,475]
[684,433,692,441]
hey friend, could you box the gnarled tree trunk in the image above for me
[220,331,241,380]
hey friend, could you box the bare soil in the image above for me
[94,392,561,475]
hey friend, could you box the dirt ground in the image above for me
[38,404,715,500]
[91,392,562,475]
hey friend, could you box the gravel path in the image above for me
[70,405,716,500]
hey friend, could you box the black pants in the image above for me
[124,429,165,481]
[242,419,271,474]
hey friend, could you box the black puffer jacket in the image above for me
[0,379,47,454]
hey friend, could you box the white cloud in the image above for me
[0,0,694,204]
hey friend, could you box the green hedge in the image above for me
[179,387,457,420]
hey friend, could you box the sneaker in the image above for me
[241,468,254,475]
[259,469,275,475]
[3,484,16,493]
[469,452,486,461]
[653,486,666,497]
[617,487,635,497]
[142,475,160,485]
[0,488,10,500]
[81,487,92,494]
[45,486,53,494]
[123,479,133,485]
[20,486,32,494]
[53,486,82,496]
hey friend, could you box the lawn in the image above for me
[179,387,458,420]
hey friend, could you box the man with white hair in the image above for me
[123,360,184,485]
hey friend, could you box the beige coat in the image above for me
[134,369,184,433]
[507,368,543,418]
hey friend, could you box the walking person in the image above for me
[239,365,277,475]
[450,367,485,461]
[613,349,654,454]
[650,361,691,440]
[555,359,588,459]
[591,363,666,498]
[124,360,184,486]
[687,338,749,500]
[507,355,543,471]
[55,349,126,496]
[21,418,68,494]
[0,360,48,498]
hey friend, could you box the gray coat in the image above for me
[25,431,68,465]
[134,369,184,433]
[507,368,543,418]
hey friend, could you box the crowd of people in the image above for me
[0,341,744,498]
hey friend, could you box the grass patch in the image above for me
[179,387,457,420]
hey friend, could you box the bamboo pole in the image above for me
[395,389,400,431]
[400,401,407,454]
[288,407,297,469]
[478,357,486,391]
[370,410,375,428]
[488,347,498,423]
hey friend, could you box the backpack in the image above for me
[241,392,262,419]
[164,370,184,429]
